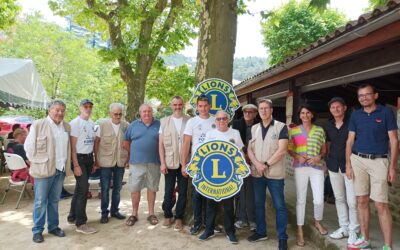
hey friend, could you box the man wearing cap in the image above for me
[346,84,398,250]
[324,97,359,245]
[232,103,259,230]
[67,99,97,234]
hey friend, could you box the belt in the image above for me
[352,151,387,159]
[77,153,93,158]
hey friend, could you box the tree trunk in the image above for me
[185,0,237,225]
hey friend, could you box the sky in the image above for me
[18,0,370,58]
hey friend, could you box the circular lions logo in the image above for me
[186,140,250,201]
[190,78,240,120]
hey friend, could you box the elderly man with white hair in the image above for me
[124,104,161,226]
[94,103,130,224]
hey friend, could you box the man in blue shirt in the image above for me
[346,84,398,250]
[124,104,161,226]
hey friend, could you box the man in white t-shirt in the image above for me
[181,95,216,235]
[199,110,244,244]
[159,96,190,231]
[67,99,97,234]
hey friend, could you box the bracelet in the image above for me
[264,161,270,168]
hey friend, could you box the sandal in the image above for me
[296,240,305,247]
[314,223,328,235]
[147,215,159,225]
[126,215,138,226]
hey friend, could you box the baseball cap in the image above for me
[242,104,258,111]
[80,98,94,106]
[328,97,346,107]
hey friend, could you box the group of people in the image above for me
[21,83,397,250]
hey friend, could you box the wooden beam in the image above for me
[236,21,400,97]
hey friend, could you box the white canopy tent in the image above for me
[0,58,50,109]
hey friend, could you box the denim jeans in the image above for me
[192,187,205,225]
[69,154,93,226]
[163,166,188,219]
[100,166,125,216]
[205,197,235,234]
[253,176,288,240]
[32,170,64,234]
[235,175,255,223]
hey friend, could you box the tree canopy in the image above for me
[261,0,345,65]
[49,0,199,120]
[0,0,20,30]
[0,15,125,121]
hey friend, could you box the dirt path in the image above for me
[0,171,318,250]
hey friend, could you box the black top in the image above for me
[232,117,258,153]
[260,120,289,140]
[7,143,28,161]
[324,118,349,173]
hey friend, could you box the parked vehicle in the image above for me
[0,115,34,138]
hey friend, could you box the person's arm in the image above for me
[93,136,100,169]
[345,131,356,180]
[159,134,168,175]
[24,123,36,160]
[181,134,192,177]
[388,130,399,183]
[267,139,288,166]
[70,136,82,176]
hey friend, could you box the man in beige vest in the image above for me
[247,99,289,250]
[25,100,72,243]
[94,103,129,224]
[159,96,190,231]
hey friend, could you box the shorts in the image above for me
[350,154,389,203]
[128,163,161,192]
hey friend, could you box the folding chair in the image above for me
[0,153,32,209]
[88,168,101,199]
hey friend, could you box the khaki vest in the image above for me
[29,118,72,178]
[249,121,287,179]
[160,115,189,169]
[97,119,129,167]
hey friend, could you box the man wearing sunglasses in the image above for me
[94,103,129,224]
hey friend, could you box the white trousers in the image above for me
[295,167,324,225]
[329,169,359,232]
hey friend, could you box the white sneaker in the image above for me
[234,220,248,229]
[347,230,357,245]
[329,227,348,239]
[249,222,257,232]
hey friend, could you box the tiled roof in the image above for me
[235,0,400,91]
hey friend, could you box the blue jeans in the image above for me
[163,166,188,219]
[32,170,64,234]
[253,176,288,240]
[100,166,125,216]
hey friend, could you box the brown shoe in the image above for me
[162,218,173,228]
[76,224,97,234]
[174,219,183,231]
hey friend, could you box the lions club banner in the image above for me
[189,78,240,119]
[186,140,250,201]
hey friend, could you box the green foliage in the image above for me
[0,0,21,30]
[162,54,196,69]
[368,0,390,9]
[146,64,195,106]
[0,15,125,122]
[233,57,268,81]
[261,0,345,65]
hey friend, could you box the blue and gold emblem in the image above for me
[186,140,250,201]
[189,78,240,119]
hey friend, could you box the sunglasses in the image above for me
[216,117,228,121]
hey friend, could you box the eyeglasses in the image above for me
[216,117,228,121]
[113,113,122,116]
[358,93,374,99]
